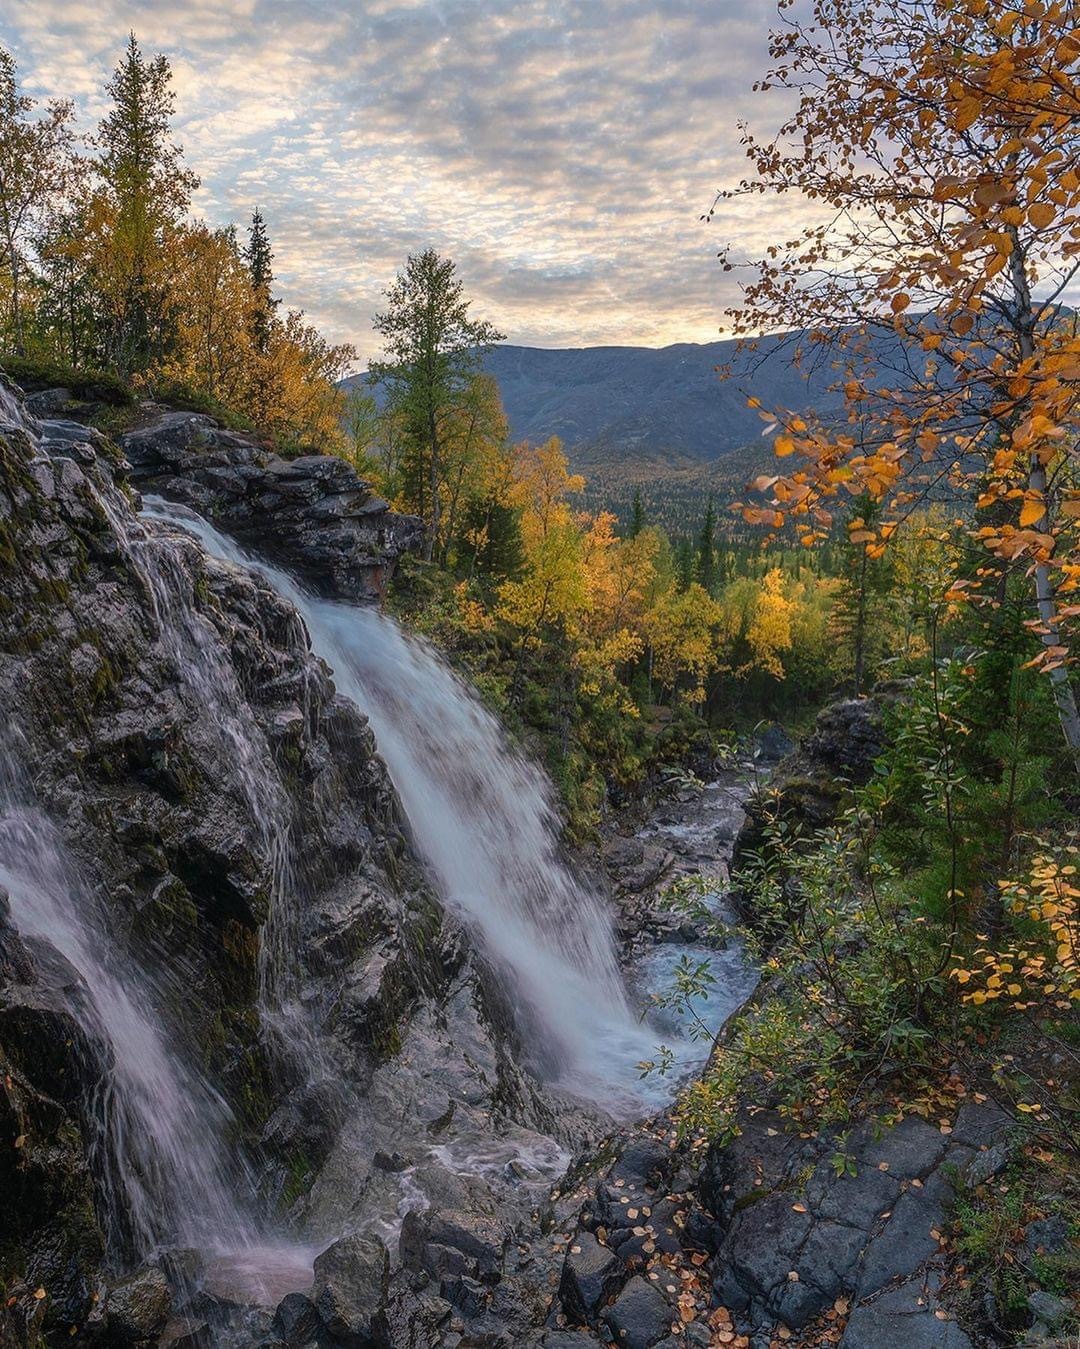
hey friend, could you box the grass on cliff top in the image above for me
[0,354,134,407]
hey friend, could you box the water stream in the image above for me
[0,737,254,1263]
[141,499,678,1106]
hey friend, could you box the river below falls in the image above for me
[626,766,761,1045]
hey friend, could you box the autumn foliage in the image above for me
[719,0,1080,758]
[0,36,353,451]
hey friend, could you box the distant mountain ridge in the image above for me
[348,333,850,468]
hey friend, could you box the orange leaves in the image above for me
[723,0,1080,688]
[1019,495,1046,528]
[958,850,1080,1017]
[953,96,982,132]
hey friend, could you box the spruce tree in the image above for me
[696,498,717,593]
[96,33,198,373]
[370,249,504,560]
[628,488,646,539]
[245,207,278,355]
[831,494,893,696]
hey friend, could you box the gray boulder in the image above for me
[310,1234,389,1346]
[559,1230,621,1322]
[104,1266,172,1344]
[601,1276,672,1349]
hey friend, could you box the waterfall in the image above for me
[0,388,316,1301]
[143,499,670,1104]
[0,737,254,1261]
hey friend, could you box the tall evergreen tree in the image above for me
[675,536,696,592]
[95,32,198,374]
[628,487,646,539]
[696,497,717,593]
[370,249,504,560]
[831,495,893,696]
[244,207,277,355]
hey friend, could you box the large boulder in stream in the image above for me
[733,691,897,879]
[119,408,424,601]
[309,1233,389,1345]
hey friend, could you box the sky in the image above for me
[0,0,791,363]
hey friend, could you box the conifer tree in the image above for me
[371,249,504,560]
[245,207,277,355]
[628,488,646,539]
[696,498,717,593]
[830,495,892,696]
[675,536,696,592]
[94,32,198,374]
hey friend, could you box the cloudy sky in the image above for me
[0,0,789,362]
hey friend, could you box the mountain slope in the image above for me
[348,333,852,468]
[477,336,847,464]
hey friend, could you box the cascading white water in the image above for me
[0,389,315,1300]
[100,493,314,1062]
[0,737,253,1260]
[143,500,675,1105]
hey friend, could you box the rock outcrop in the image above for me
[733,692,891,876]
[0,381,592,1346]
[699,1101,1010,1344]
[119,407,423,601]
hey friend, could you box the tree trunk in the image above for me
[1007,224,1080,769]
[425,404,439,563]
[9,250,24,356]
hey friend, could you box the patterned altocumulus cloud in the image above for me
[0,0,796,360]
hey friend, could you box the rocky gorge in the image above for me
[0,380,1042,1349]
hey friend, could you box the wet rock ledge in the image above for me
[119,407,424,601]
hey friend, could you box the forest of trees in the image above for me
[0,27,940,806]
[0,36,354,449]
[354,242,969,823]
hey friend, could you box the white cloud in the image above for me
[0,0,802,359]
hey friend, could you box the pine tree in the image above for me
[95,32,198,373]
[245,207,277,355]
[370,249,504,560]
[696,498,717,594]
[831,495,893,696]
[628,488,646,539]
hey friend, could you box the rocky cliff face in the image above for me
[0,381,594,1347]
[120,407,423,602]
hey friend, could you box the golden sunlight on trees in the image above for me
[720,0,1080,761]
[0,37,354,453]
